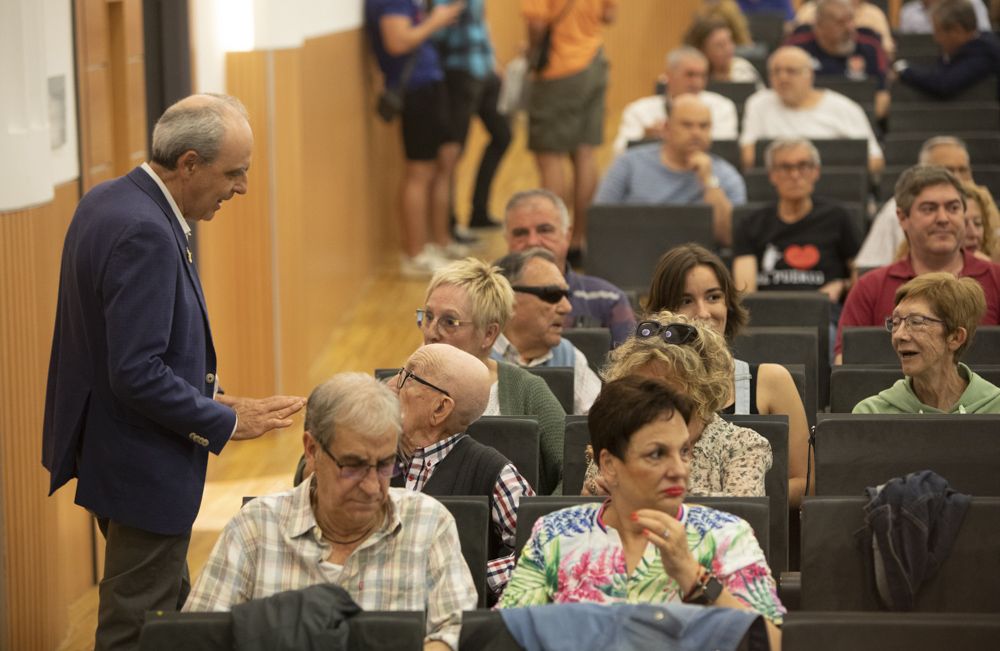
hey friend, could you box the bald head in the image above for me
[767,47,816,106]
[410,343,490,432]
[664,94,713,155]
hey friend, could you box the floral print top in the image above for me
[497,501,785,624]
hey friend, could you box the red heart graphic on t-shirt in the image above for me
[783,244,820,269]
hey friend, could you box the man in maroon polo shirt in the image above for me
[835,165,1000,362]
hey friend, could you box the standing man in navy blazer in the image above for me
[42,94,305,651]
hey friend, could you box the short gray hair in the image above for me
[304,373,401,449]
[918,135,969,164]
[895,165,967,216]
[764,137,821,169]
[666,46,708,70]
[504,189,571,233]
[493,247,557,284]
[151,93,249,169]
[932,0,978,32]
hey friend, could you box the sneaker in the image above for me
[469,212,503,229]
[451,225,480,244]
[400,249,448,278]
[428,241,471,260]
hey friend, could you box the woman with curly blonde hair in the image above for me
[961,183,1000,261]
[584,311,772,497]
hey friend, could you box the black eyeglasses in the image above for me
[319,445,399,481]
[512,285,570,304]
[635,321,698,345]
[396,368,451,397]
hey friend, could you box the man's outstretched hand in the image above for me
[217,394,306,440]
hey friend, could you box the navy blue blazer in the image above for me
[43,167,237,535]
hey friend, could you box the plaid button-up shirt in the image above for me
[401,432,535,594]
[184,478,477,649]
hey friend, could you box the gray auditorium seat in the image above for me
[744,168,868,205]
[753,138,868,169]
[880,165,1000,203]
[139,610,426,651]
[894,33,938,58]
[783,612,1000,651]
[893,77,997,103]
[562,327,611,377]
[524,366,574,415]
[889,103,1000,134]
[733,327,819,426]
[812,414,1000,496]
[467,416,540,493]
[842,326,1000,365]
[747,11,786,53]
[800,496,1000,611]
[435,496,489,607]
[561,415,590,498]
[883,133,1000,167]
[742,292,832,407]
[710,138,742,169]
[830,365,1000,413]
[723,414,789,576]
[813,78,878,106]
[586,205,714,292]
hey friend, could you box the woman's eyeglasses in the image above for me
[512,285,571,304]
[635,321,698,345]
[415,309,474,334]
[884,313,946,332]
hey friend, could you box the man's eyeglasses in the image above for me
[319,445,399,481]
[415,309,475,334]
[512,285,570,304]
[772,161,817,175]
[396,367,451,397]
[636,321,698,345]
[885,313,946,332]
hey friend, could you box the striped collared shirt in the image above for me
[184,478,477,649]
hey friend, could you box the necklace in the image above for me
[323,523,375,546]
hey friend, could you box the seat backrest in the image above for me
[722,414,789,576]
[374,367,400,382]
[459,610,525,650]
[883,133,1000,167]
[710,138,742,169]
[139,610,426,651]
[514,496,771,567]
[843,326,1000,365]
[743,167,868,204]
[832,364,1000,413]
[889,102,1000,134]
[813,414,1000,496]
[434,496,489,608]
[800,496,1000,611]
[562,415,590,497]
[525,366,574,414]
[561,327,611,377]
[467,416,541,492]
[586,205,714,291]
[892,77,997,103]
[733,327,819,426]
[754,138,869,168]
[783,612,1000,651]
[747,10,786,53]
[894,32,940,58]
[706,83,755,123]
[742,292,832,407]
[813,78,879,106]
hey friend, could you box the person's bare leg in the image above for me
[401,160,437,257]
[571,144,597,251]
[535,151,568,205]
[431,142,462,246]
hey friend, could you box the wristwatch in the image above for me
[704,175,721,189]
[683,569,724,605]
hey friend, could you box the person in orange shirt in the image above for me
[522,0,617,261]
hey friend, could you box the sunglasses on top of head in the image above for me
[635,321,698,345]
[511,285,571,304]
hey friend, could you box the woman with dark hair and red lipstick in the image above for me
[499,375,784,644]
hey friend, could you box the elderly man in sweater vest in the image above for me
[391,343,534,598]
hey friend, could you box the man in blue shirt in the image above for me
[593,94,746,248]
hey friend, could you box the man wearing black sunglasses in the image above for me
[492,249,603,414]
[392,344,534,598]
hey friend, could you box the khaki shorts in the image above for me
[528,52,608,153]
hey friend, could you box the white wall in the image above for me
[191,0,363,93]
[0,0,77,210]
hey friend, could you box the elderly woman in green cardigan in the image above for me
[418,257,567,494]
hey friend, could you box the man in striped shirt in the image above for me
[392,343,535,598]
[184,373,476,650]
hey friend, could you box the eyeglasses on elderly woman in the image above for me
[635,321,699,345]
[884,313,946,333]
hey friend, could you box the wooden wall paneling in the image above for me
[76,0,115,190]
[108,0,148,177]
[199,51,277,402]
[1,181,89,651]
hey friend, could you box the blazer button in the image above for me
[188,432,197,441]
[205,373,216,384]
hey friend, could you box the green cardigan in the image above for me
[853,363,1000,414]
[496,361,566,495]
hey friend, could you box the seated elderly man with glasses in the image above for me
[391,343,534,597]
[492,248,603,414]
[184,373,477,651]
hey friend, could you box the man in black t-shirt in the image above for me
[732,137,862,306]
